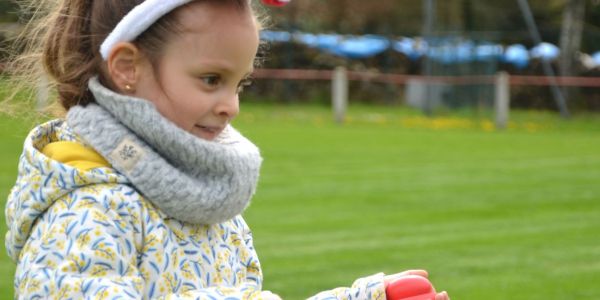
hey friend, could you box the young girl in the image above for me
[5,0,449,299]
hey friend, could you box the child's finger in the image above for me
[435,291,449,300]
[384,269,429,284]
[400,269,429,278]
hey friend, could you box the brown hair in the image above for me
[6,0,262,114]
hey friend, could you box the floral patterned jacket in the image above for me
[5,120,386,300]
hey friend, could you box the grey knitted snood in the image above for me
[66,77,262,224]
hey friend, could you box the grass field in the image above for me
[1,104,599,299]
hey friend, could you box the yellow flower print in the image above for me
[92,211,110,223]
[181,262,194,280]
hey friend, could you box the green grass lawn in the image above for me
[0,116,30,295]
[1,104,600,299]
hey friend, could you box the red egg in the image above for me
[261,0,290,7]
[385,275,437,300]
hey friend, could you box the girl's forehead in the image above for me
[175,1,255,32]
[169,2,259,58]
[162,2,259,72]
[172,3,258,47]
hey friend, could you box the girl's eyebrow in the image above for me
[193,60,236,73]
[191,60,253,77]
[191,66,255,83]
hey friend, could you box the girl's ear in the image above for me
[106,42,143,93]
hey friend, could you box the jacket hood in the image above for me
[5,119,128,262]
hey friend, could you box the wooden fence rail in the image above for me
[253,68,600,129]
[253,68,600,87]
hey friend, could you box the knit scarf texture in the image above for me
[66,77,262,224]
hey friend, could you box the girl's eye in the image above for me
[237,78,253,94]
[201,75,221,87]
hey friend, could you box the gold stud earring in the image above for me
[124,84,133,91]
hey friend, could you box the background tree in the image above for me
[559,0,586,103]
[264,0,591,46]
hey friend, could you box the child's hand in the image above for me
[384,269,429,286]
[384,270,450,300]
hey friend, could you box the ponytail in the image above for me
[43,0,98,108]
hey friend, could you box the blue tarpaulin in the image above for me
[591,51,600,67]
[474,44,504,61]
[424,40,503,64]
[259,30,598,69]
[530,42,560,61]
[260,31,292,43]
[295,33,341,50]
[503,44,530,69]
[394,38,427,60]
[327,35,391,59]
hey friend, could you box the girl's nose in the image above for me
[214,92,240,119]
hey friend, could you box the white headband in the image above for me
[100,0,193,60]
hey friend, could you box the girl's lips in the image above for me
[194,125,225,139]
[196,125,219,132]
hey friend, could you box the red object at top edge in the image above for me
[261,0,290,6]
[385,275,437,300]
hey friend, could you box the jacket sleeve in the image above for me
[13,189,268,300]
[307,273,387,300]
[14,188,143,298]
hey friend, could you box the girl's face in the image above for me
[134,2,259,140]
